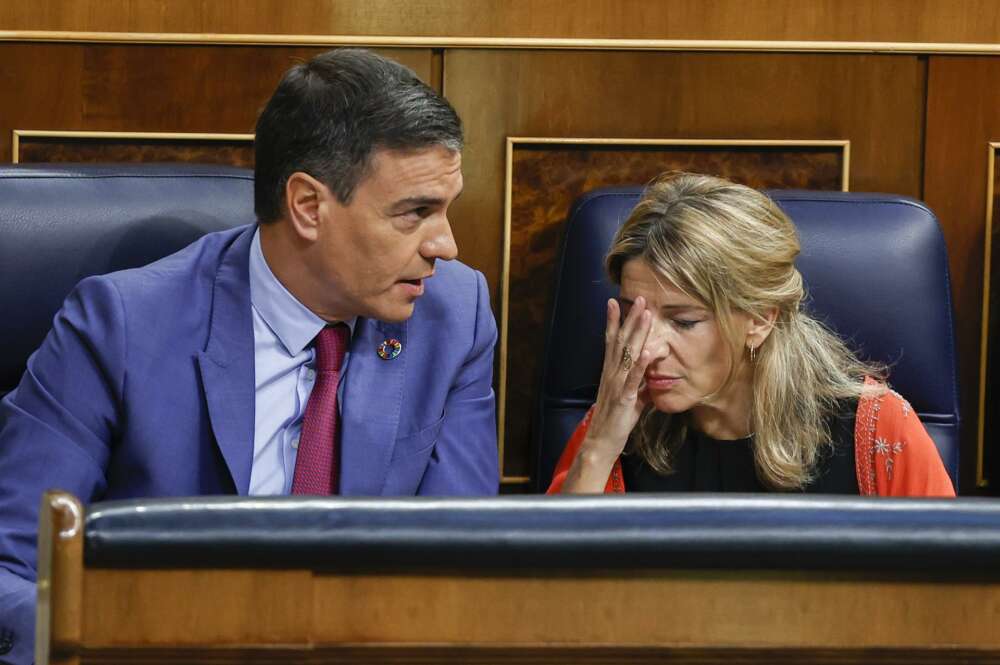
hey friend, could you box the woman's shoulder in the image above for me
[856,378,912,431]
[854,378,954,497]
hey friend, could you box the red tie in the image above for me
[291,324,350,495]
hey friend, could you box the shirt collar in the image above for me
[249,227,356,356]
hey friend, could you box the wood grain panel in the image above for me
[82,569,313,645]
[17,134,253,166]
[74,567,1000,651]
[71,645,1000,664]
[501,142,845,479]
[4,0,1000,44]
[0,43,433,166]
[37,492,85,665]
[923,56,1000,493]
[315,570,1000,647]
[446,50,924,484]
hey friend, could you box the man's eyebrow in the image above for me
[389,189,463,212]
[389,196,445,211]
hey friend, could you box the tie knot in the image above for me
[314,323,349,373]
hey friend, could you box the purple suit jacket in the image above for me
[0,225,498,664]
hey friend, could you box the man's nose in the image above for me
[422,217,458,261]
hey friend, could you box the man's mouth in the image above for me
[396,275,430,297]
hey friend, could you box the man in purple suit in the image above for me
[0,49,498,664]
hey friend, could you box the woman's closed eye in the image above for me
[672,318,703,330]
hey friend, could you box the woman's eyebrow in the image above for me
[660,303,705,312]
[617,297,705,313]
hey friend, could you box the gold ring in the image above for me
[622,346,633,372]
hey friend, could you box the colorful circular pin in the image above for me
[377,338,402,360]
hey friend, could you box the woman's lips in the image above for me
[645,375,681,390]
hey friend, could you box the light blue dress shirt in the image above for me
[247,228,355,495]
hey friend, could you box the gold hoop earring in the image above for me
[748,344,757,364]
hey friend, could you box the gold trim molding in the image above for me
[12,129,255,163]
[977,142,1000,489]
[7,31,1000,54]
[498,137,850,486]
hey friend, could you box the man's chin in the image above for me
[367,301,416,323]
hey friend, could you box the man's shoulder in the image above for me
[65,225,252,342]
[97,225,252,299]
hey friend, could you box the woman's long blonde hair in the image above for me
[606,172,883,489]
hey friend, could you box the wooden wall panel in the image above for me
[924,56,1000,492]
[4,0,1000,44]
[0,43,433,167]
[447,51,924,292]
[16,134,254,165]
[69,566,1000,661]
[445,50,925,485]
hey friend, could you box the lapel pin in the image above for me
[377,338,402,360]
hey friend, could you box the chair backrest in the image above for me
[536,188,961,490]
[0,163,255,399]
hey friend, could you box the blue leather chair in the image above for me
[0,164,254,403]
[536,188,961,491]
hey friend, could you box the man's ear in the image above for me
[284,172,328,242]
[745,307,779,350]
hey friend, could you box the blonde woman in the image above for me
[548,173,954,496]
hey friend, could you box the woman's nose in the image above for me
[643,321,672,359]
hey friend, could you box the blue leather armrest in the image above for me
[85,495,1000,574]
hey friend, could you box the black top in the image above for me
[621,400,859,494]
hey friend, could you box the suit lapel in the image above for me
[340,318,407,494]
[196,226,256,495]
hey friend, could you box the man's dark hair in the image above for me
[254,48,463,223]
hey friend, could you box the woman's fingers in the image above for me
[605,298,620,343]
[621,307,652,398]
[600,295,654,405]
[587,297,656,459]
[623,347,653,398]
[618,307,650,380]
[617,296,644,346]
[612,297,645,368]
[602,299,622,376]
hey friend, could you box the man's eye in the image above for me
[397,207,427,221]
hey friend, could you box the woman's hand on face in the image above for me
[582,296,654,461]
[558,297,653,493]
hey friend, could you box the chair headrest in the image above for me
[0,163,255,394]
